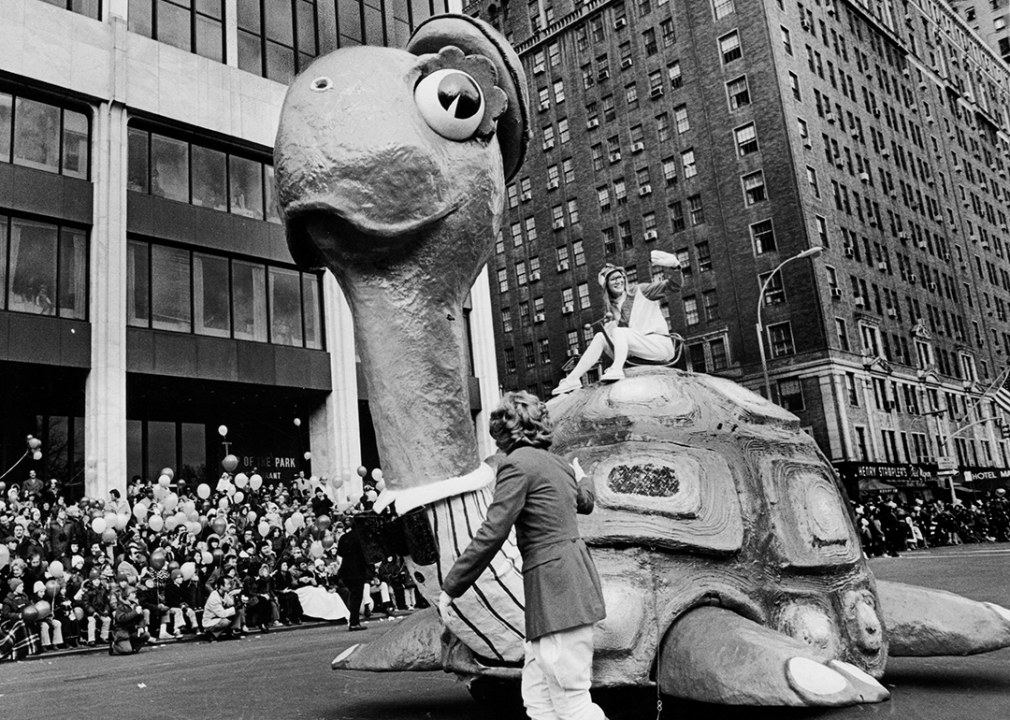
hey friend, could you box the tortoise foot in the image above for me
[658,606,889,706]
[331,608,442,671]
[877,580,1010,656]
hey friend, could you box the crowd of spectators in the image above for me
[854,488,1010,557]
[0,467,422,661]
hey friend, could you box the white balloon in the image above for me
[218,425,228,437]
[249,474,263,491]
[234,473,248,488]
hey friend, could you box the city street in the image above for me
[3,544,1009,720]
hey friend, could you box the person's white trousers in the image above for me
[522,624,606,720]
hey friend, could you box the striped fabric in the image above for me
[406,485,527,664]
[0,620,41,661]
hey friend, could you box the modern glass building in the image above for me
[0,0,502,502]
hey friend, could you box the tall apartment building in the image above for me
[473,0,1010,498]
[0,0,504,501]
[948,0,1010,64]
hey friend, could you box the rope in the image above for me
[650,550,663,719]
[0,450,29,482]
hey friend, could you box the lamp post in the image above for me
[756,246,823,400]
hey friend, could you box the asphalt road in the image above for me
[3,544,1009,720]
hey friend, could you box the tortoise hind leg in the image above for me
[876,580,1010,656]
[658,606,889,707]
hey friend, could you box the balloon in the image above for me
[249,474,263,491]
[85,468,98,482]
[161,468,175,480]
[104,512,118,529]
[211,518,227,536]
[284,518,296,535]
[158,474,171,487]
[32,450,42,461]
[357,466,367,477]
[133,503,148,521]
[91,517,107,534]
[291,511,304,530]
[148,515,164,532]
[186,510,199,523]
[365,490,378,502]
[117,512,131,530]
[309,541,324,558]
[218,425,228,437]
[34,600,52,620]
[201,551,213,565]
[321,535,335,550]
[48,560,65,579]
[180,562,196,581]
[27,436,42,450]
[182,501,196,515]
[212,548,224,564]
[371,469,383,481]
[331,476,344,489]
[316,515,331,531]
[293,418,301,427]
[222,454,239,473]
[101,528,117,544]
[234,473,248,488]
[997,488,1007,497]
[150,551,167,571]
[233,491,244,504]
[258,522,270,537]
[197,483,211,500]
[198,515,209,529]
[164,516,179,532]
[187,521,202,535]
[225,483,236,497]
[0,545,9,570]
[304,451,312,461]
[336,501,353,513]
[44,579,60,601]
[21,605,39,624]
[246,510,257,523]
[375,480,386,492]
[218,497,230,510]
[164,493,179,511]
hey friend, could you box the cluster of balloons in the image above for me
[26,434,42,462]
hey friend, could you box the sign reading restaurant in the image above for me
[834,461,940,488]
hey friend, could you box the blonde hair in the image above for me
[488,391,553,453]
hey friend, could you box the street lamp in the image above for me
[756,246,823,400]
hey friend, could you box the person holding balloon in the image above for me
[0,576,41,660]
[32,580,64,651]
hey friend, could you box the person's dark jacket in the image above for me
[81,581,111,616]
[336,529,368,583]
[1,590,29,624]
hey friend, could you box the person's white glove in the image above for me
[650,249,681,268]
[571,457,586,482]
[438,591,454,624]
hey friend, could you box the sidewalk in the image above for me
[23,610,415,661]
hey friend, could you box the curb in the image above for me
[23,611,414,661]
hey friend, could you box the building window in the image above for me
[687,194,704,225]
[643,28,657,55]
[780,26,792,55]
[703,289,719,320]
[500,307,512,333]
[524,342,536,368]
[719,31,741,64]
[539,337,551,364]
[759,270,784,305]
[128,126,280,223]
[127,239,323,348]
[726,76,750,110]
[682,149,696,178]
[777,378,803,411]
[553,79,566,104]
[128,0,226,62]
[504,347,516,374]
[235,0,319,83]
[734,123,758,156]
[558,118,570,144]
[497,267,508,292]
[662,157,677,185]
[516,260,528,286]
[710,337,728,370]
[696,241,711,272]
[573,239,585,266]
[806,166,819,198]
[614,178,628,205]
[1,91,90,180]
[684,296,699,325]
[768,322,795,357]
[657,113,671,142]
[625,83,639,109]
[567,198,579,224]
[670,201,684,231]
[578,282,591,309]
[2,215,88,319]
[835,317,849,351]
[751,219,775,254]
[688,342,707,372]
[668,61,682,88]
[674,104,690,134]
[507,184,518,208]
[661,19,675,46]
[598,186,611,211]
[712,0,734,19]
[789,71,801,100]
[742,171,766,206]
[562,157,575,183]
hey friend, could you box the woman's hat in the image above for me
[597,264,626,289]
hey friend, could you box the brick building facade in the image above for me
[473,0,1010,497]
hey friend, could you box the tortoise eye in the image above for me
[414,68,485,141]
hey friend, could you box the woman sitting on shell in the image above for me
[553,249,684,396]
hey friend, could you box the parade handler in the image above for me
[439,392,607,720]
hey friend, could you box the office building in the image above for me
[0,0,503,502]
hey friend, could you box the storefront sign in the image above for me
[834,462,939,489]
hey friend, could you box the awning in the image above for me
[859,479,899,494]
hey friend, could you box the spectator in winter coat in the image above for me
[201,576,243,640]
[165,570,200,637]
[109,575,148,655]
[79,570,112,646]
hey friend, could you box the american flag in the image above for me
[988,367,1010,416]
